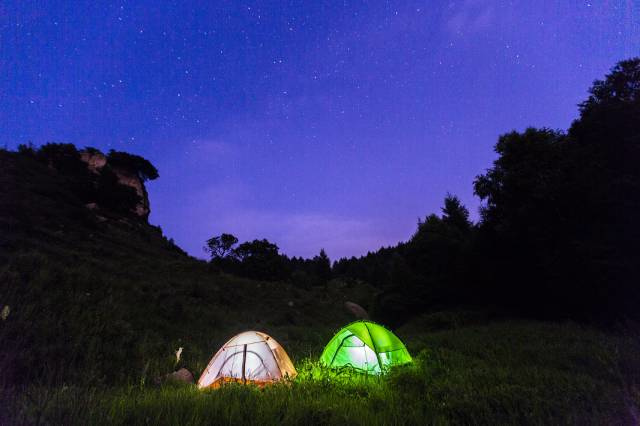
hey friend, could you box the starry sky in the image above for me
[1,1,638,260]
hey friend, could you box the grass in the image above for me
[3,319,639,425]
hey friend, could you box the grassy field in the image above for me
[3,318,639,425]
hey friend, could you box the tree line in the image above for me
[338,58,640,325]
[204,234,331,286]
[207,58,640,325]
[14,58,638,326]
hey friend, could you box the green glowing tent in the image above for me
[320,320,412,374]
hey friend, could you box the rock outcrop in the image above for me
[80,150,107,172]
[80,150,151,219]
[110,166,150,218]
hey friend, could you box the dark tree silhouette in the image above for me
[341,58,640,324]
[233,239,289,281]
[204,233,239,259]
[313,249,332,282]
[441,194,472,231]
[473,58,640,321]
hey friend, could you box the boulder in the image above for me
[344,301,369,320]
[165,368,194,384]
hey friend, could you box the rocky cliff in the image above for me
[80,150,151,219]
[4,143,158,223]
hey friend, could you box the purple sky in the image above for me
[1,1,638,260]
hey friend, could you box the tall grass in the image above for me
[3,320,638,425]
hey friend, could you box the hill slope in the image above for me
[0,148,371,385]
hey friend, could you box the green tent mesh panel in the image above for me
[320,320,412,374]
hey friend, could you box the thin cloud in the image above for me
[167,182,399,260]
[445,0,495,36]
[194,140,235,156]
[219,211,391,260]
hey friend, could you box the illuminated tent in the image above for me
[197,331,297,389]
[320,320,411,374]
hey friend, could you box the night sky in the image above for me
[1,1,637,259]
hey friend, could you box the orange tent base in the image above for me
[202,376,280,389]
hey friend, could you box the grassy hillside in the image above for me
[0,149,371,385]
[1,148,639,424]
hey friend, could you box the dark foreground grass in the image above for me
[3,320,639,425]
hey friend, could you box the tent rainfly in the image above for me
[320,320,412,374]
[197,331,297,389]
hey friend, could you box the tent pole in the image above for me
[363,322,383,372]
[242,344,247,384]
[329,333,353,367]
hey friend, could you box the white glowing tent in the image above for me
[197,331,297,389]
